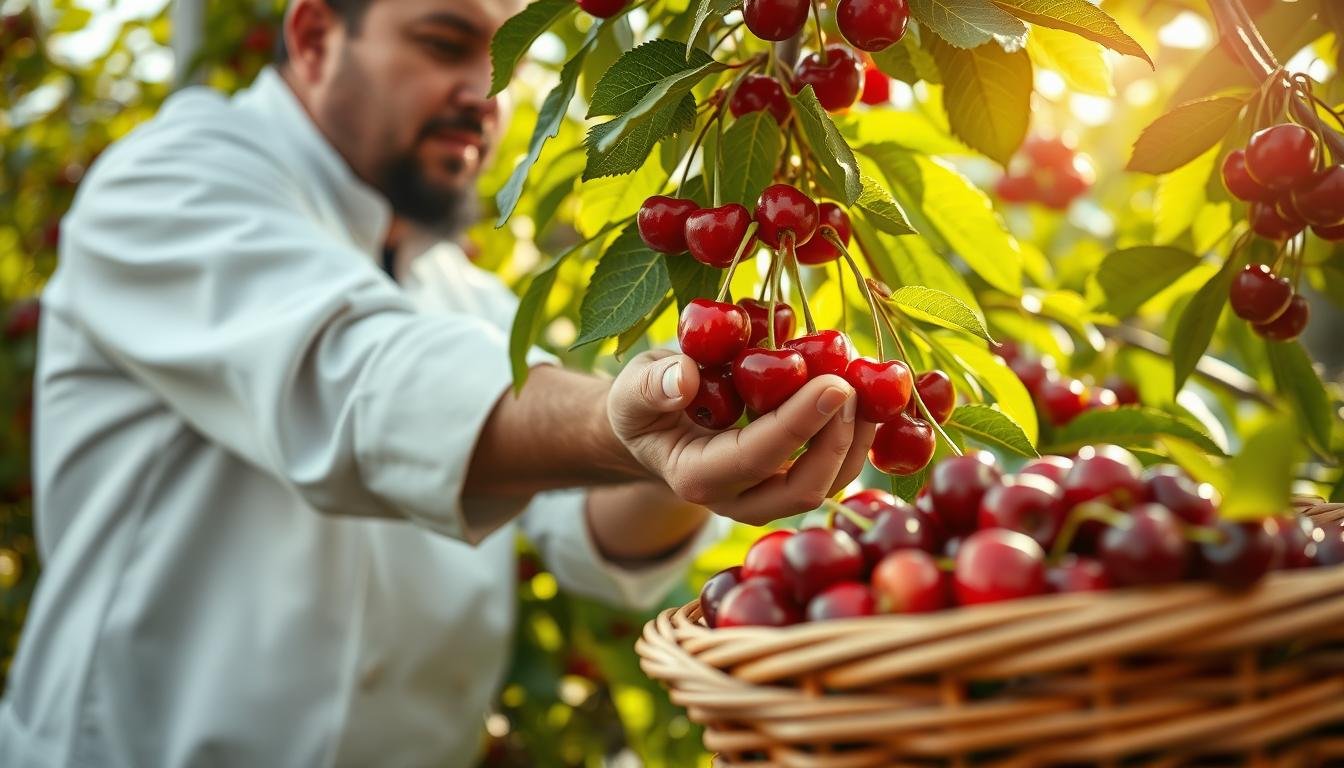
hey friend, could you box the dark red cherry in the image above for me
[859,504,941,566]
[844,357,913,423]
[1229,264,1293,323]
[783,331,854,378]
[1038,377,1090,427]
[729,73,791,125]
[1252,294,1309,342]
[1103,376,1141,406]
[716,577,801,627]
[1046,555,1112,593]
[794,203,851,264]
[1245,123,1318,191]
[913,370,955,424]
[859,65,890,105]
[794,45,864,112]
[1290,166,1344,226]
[1315,521,1344,566]
[1085,387,1119,413]
[678,299,751,367]
[979,474,1067,549]
[756,184,820,249]
[741,530,795,581]
[834,488,900,539]
[1199,518,1283,589]
[1010,356,1054,398]
[806,581,876,620]
[698,566,743,627]
[732,347,809,413]
[782,527,866,603]
[1314,221,1344,241]
[685,203,756,268]
[576,0,628,18]
[1142,466,1218,526]
[686,365,745,430]
[1276,517,1319,569]
[1221,149,1274,202]
[742,0,810,41]
[1062,445,1146,510]
[929,453,1002,538]
[1019,455,1074,486]
[836,0,909,51]
[637,196,699,253]
[1098,503,1189,586]
[869,413,936,475]
[954,528,1047,606]
[737,298,797,347]
[995,174,1037,204]
[1250,200,1306,240]
[871,549,947,612]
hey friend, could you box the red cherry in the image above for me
[685,203,756,268]
[869,413,935,475]
[1252,294,1309,342]
[912,370,954,424]
[1315,521,1344,567]
[1249,201,1306,240]
[859,65,890,105]
[1098,503,1189,586]
[4,298,40,340]
[1198,519,1283,589]
[1019,455,1074,486]
[783,527,866,603]
[1245,124,1318,191]
[1037,377,1090,427]
[784,330,854,379]
[844,357,913,423]
[1035,161,1093,210]
[979,474,1067,549]
[871,550,947,613]
[576,0,629,17]
[1229,264,1292,323]
[928,453,1002,537]
[716,577,801,627]
[1314,221,1344,241]
[995,174,1038,204]
[686,365,745,430]
[678,299,751,366]
[954,528,1047,606]
[737,298,797,347]
[834,488,900,539]
[806,581,876,620]
[836,0,909,52]
[729,74,791,125]
[1103,376,1141,406]
[742,530,795,581]
[1010,356,1054,398]
[1084,387,1119,414]
[742,0,810,41]
[794,46,864,112]
[1221,149,1274,202]
[732,347,809,413]
[1062,445,1146,510]
[1023,136,1076,169]
[1276,517,1319,569]
[794,203,851,265]
[242,25,275,55]
[1142,466,1218,526]
[756,184,820,249]
[1046,555,1112,593]
[637,196,699,253]
[1291,166,1344,226]
[698,566,743,627]
[859,504,940,565]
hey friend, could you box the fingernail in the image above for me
[842,392,857,423]
[816,387,849,416]
[662,361,683,400]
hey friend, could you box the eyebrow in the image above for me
[416,12,481,37]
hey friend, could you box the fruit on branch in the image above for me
[742,0,810,41]
[1010,356,1054,398]
[1314,221,1344,241]
[996,137,1094,210]
[806,582,876,620]
[794,45,864,112]
[836,0,909,52]
[755,184,820,249]
[1221,150,1274,202]
[872,550,947,612]
[729,74,791,125]
[678,299,752,366]
[859,65,890,105]
[576,0,629,17]
[1103,376,1141,406]
[929,453,1003,537]
[716,577,801,627]
[1143,466,1218,526]
[859,504,941,564]
[1290,166,1344,226]
[742,529,795,581]
[737,298,797,347]
[732,347,810,413]
[637,196,699,253]
[782,527,865,603]
[1019,455,1074,486]
[1046,555,1111,593]
[1248,201,1305,240]
[698,566,743,627]
[1037,377,1090,427]
[954,528,1047,606]
[1098,504,1189,586]
[686,365,746,429]
[685,203,756,268]
[835,488,900,538]
[1229,263,1292,322]
[783,330,854,378]
[1252,293,1309,342]
[979,474,1068,549]
[869,413,936,475]
[1245,124,1318,191]
[843,357,913,423]
[912,370,954,424]
[794,203,851,264]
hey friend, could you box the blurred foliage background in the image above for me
[1,0,1342,765]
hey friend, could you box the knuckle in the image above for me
[795,488,827,511]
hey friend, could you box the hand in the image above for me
[608,350,877,525]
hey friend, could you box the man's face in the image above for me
[312,0,522,232]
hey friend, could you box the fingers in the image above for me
[828,419,877,497]
[727,375,856,485]
[607,351,700,439]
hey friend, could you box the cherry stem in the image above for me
[677,103,723,199]
[1049,502,1127,564]
[836,261,848,336]
[871,294,964,458]
[708,21,744,58]
[716,221,761,304]
[830,231,885,361]
[821,499,873,532]
[783,231,817,335]
[810,0,827,64]
[765,250,785,349]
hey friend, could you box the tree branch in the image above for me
[1097,324,1274,406]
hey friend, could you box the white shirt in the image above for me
[0,69,718,768]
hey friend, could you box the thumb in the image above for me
[609,352,700,437]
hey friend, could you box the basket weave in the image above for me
[637,504,1344,767]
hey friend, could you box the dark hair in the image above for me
[274,0,374,65]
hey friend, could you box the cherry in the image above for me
[1010,356,1054,398]
[928,453,1002,537]
[698,566,743,628]
[1221,149,1274,202]
[782,527,866,603]
[1035,161,1093,210]
[686,365,745,430]
[756,184,820,249]
[1249,201,1306,240]
[871,550,947,613]
[836,0,909,51]
[1047,555,1112,593]
[991,340,1021,364]
[1037,377,1090,427]
[1314,221,1344,241]
[783,331,854,378]
[576,0,628,17]
[678,299,751,366]
[1020,456,1074,485]
[1103,376,1141,406]
[1315,521,1344,567]
[1024,136,1076,169]
[844,357,913,423]
[913,370,955,424]
[741,529,795,581]
[1098,503,1189,586]
[742,0,810,41]
[834,488,900,539]
[911,490,948,547]
[806,581,876,620]
[1290,166,1344,226]
[685,203,756,268]
[716,578,801,627]
[979,474,1067,549]
[1275,517,1318,570]
[729,74,791,125]
[1245,124,1318,191]
[1062,445,1146,510]
[1142,466,1218,526]
[859,65,890,105]
[794,46,864,112]
[3,298,40,340]
[995,174,1037,204]
[242,25,276,55]
[859,504,940,565]
[732,347,809,413]
[737,298,797,347]
[1084,387,1118,413]
[1199,518,1283,589]
[1229,264,1293,323]
[794,203,851,265]
[637,196,699,253]
[869,414,936,475]
[1252,294,1309,342]
[954,528,1047,606]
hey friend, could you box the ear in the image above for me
[283,0,340,83]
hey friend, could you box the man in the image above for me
[0,0,874,765]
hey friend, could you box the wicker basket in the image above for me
[637,504,1344,767]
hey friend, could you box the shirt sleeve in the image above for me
[52,118,524,544]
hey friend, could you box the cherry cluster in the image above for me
[994,136,1096,211]
[699,447,1344,628]
[994,341,1139,428]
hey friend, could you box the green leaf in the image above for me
[1126,96,1246,175]
[1171,248,1248,393]
[993,0,1151,64]
[936,335,1038,445]
[850,218,979,310]
[592,63,725,155]
[584,97,698,180]
[489,0,576,98]
[1220,418,1299,522]
[573,228,672,348]
[1026,26,1113,97]
[1092,246,1202,317]
[1154,145,1220,244]
[577,158,664,236]
[509,255,568,391]
[589,40,716,116]
[927,36,1031,166]
[717,111,785,207]
[686,0,740,58]
[871,29,942,84]
[888,285,994,341]
[947,404,1038,458]
[890,466,930,501]
[856,175,917,236]
[1266,341,1334,455]
[787,86,863,205]
[1049,407,1226,456]
[666,255,721,311]
[910,0,1028,50]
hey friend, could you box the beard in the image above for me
[377,150,480,239]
